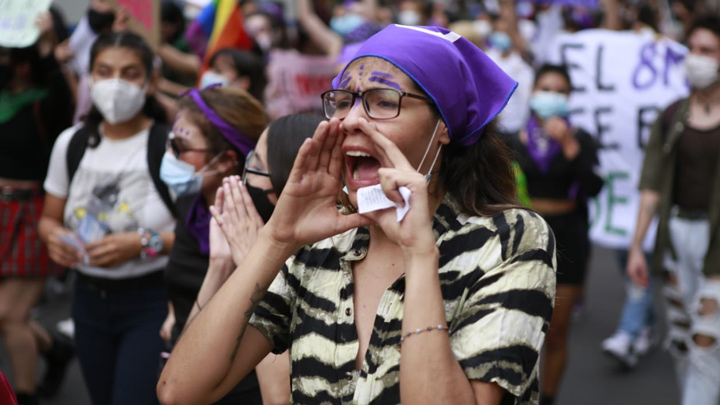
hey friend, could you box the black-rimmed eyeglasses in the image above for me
[167,132,212,159]
[242,150,271,184]
[321,88,431,120]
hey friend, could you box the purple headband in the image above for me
[181,87,255,157]
[332,25,517,146]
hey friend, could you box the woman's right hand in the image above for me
[46,228,83,268]
[626,246,649,287]
[263,118,372,249]
[209,177,264,267]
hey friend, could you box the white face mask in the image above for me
[398,10,421,26]
[473,20,492,38]
[90,78,148,124]
[199,71,230,89]
[684,53,720,90]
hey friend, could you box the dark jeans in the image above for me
[72,274,168,405]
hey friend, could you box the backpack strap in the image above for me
[147,122,176,217]
[66,125,91,186]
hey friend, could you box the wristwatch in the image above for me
[138,228,163,259]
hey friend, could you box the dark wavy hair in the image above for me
[267,114,324,195]
[82,31,167,148]
[209,48,267,102]
[438,121,521,217]
[689,15,720,42]
[533,63,573,91]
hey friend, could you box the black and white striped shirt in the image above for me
[251,196,556,404]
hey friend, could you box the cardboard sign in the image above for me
[0,0,52,48]
[264,49,338,120]
[107,0,160,50]
[545,29,689,250]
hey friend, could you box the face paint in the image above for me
[368,71,403,91]
[339,71,352,88]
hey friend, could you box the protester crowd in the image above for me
[1,0,720,404]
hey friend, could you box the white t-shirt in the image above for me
[486,48,534,134]
[44,125,175,279]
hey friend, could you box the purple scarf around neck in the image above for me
[185,194,212,255]
[525,116,568,173]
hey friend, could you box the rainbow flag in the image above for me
[204,0,253,65]
[185,0,253,72]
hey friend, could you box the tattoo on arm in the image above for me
[229,282,268,364]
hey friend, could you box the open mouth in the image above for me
[345,150,381,185]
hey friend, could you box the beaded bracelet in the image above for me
[399,324,449,345]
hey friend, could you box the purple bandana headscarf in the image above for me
[180,87,258,254]
[332,24,518,146]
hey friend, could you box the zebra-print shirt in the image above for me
[250,196,556,404]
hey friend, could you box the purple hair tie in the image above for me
[180,87,255,157]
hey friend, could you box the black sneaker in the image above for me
[38,332,75,398]
[15,392,41,405]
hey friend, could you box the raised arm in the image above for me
[297,0,343,58]
[355,118,555,404]
[158,119,370,404]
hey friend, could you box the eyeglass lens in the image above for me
[324,89,401,120]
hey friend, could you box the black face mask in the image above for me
[246,183,275,223]
[87,9,116,33]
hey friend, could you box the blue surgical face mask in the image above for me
[160,151,221,197]
[529,91,570,120]
[489,31,513,52]
[330,13,365,36]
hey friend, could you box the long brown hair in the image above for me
[177,86,268,170]
[438,121,521,216]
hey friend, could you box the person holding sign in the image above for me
[158,24,556,405]
[628,16,720,405]
[39,31,175,405]
[505,64,603,405]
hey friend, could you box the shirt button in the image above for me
[353,249,361,256]
[346,374,353,381]
[345,308,352,316]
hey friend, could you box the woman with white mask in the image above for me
[39,31,175,405]
[505,64,603,405]
[628,16,720,405]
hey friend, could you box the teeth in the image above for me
[353,169,359,180]
[346,151,371,157]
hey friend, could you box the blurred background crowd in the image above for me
[2,0,720,404]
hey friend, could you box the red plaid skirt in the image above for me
[0,194,63,278]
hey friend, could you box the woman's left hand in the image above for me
[86,232,142,268]
[353,118,437,256]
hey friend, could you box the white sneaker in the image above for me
[602,331,638,369]
[56,318,75,340]
[633,327,658,357]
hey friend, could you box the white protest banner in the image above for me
[0,0,52,48]
[545,29,689,250]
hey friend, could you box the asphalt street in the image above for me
[1,245,680,405]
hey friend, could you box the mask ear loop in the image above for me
[416,120,443,183]
[197,150,231,177]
